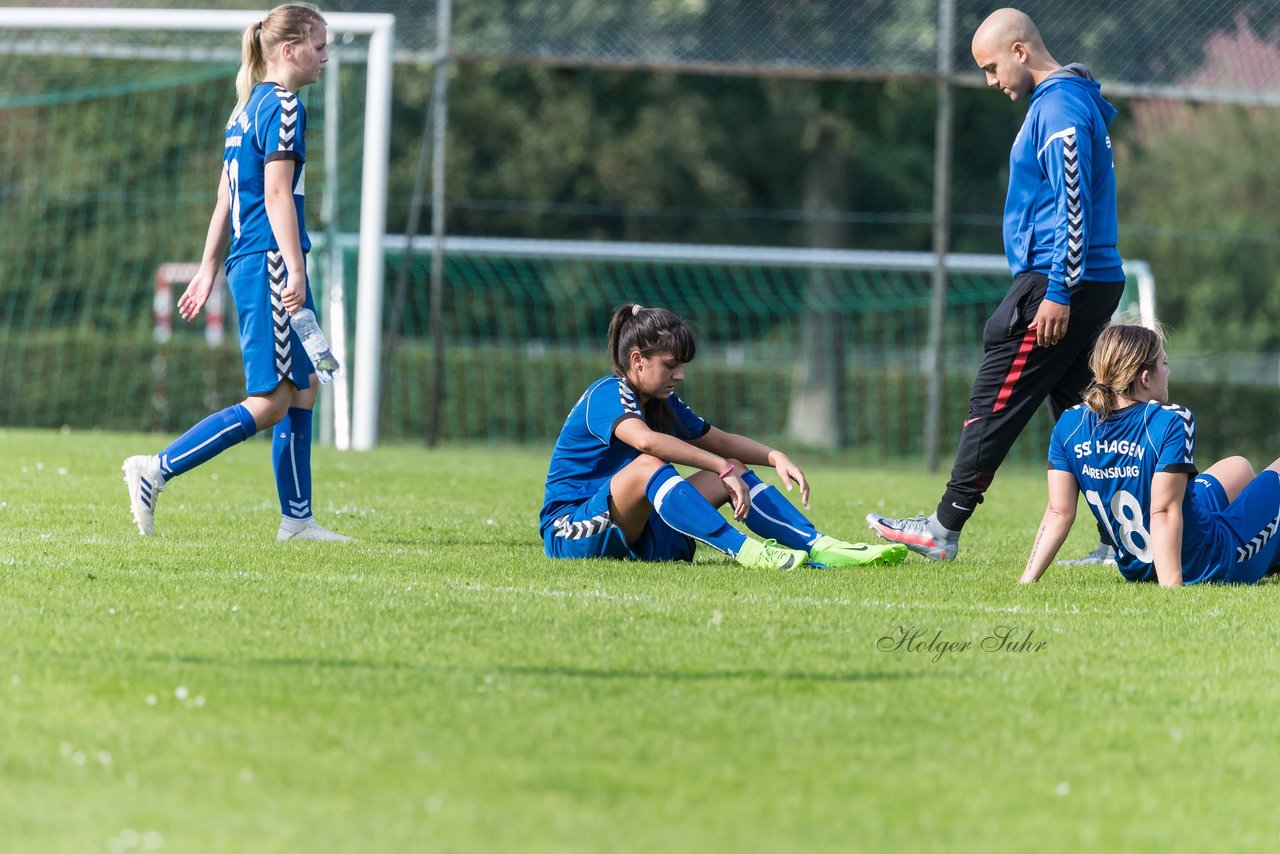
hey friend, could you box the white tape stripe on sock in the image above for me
[169,422,244,466]
[650,474,741,556]
[649,474,682,512]
[750,505,812,541]
[289,433,301,499]
[747,484,812,541]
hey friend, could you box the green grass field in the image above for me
[3,426,1279,852]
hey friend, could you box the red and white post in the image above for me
[152,263,228,430]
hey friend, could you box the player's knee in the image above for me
[612,454,669,500]
[247,397,291,429]
[630,454,668,479]
[292,382,318,410]
[262,408,289,429]
[1218,455,1256,480]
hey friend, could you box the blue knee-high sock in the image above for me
[645,464,747,557]
[740,470,819,550]
[159,403,257,479]
[273,407,314,520]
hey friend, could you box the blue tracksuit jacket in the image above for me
[1003,63,1124,305]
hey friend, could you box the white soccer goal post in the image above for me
[0,6,393,451]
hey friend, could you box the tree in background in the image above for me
[1115,15,1280,353]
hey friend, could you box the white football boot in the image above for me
[122,454,166,536]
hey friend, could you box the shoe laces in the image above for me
[760,539,798,568]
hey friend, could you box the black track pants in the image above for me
[936,272,1124,531]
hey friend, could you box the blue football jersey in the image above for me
[224,82,309,261]
[1048,401,1218,582]
[540,375,710,535]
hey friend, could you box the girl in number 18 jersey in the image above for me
[1022,324,1280,585]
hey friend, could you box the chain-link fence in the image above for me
[445,0,1280,103]
[13,1,1280,99]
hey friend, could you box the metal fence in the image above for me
[16,1,1280,100]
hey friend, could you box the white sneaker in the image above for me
[1056,543,1117,566]
[122,454,165,536]
[277,518,354,542]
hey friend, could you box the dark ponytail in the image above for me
[606,304,698,434]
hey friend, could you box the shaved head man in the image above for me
[971,8,1059,101]
[869,9,1126,565]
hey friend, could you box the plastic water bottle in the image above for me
[290,308,341,384]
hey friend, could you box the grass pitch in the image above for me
[2,426,1279,852]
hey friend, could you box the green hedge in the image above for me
[4,332,1278,467]
[0,329,244,434]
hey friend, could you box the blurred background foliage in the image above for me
[6,0,1280,453]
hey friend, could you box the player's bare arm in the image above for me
[1148,472,1187,587]
[1020,470,1078,582]
[263,158,305,314]
[178,171,232,322]
[692,427,810,506]
[614,418,750,518]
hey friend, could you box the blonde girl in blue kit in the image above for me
[123,4,349,542]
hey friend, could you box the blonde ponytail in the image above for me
[1085,324,1165,419]
[230,4,326,115]
[232,21,267,115]
[1082,380,1121,421]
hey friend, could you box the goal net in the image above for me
[343,234,1154,461]
[0,8,391,443]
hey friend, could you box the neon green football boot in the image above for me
[736,538,809,570]
[808,534,908,568]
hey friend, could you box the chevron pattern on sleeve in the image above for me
[617,381,641,416]
[273,85,299,153]
[1063,129,1083,288]
[1161,404,1196,463]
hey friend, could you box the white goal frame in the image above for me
[0,7,394,451]
[327,233,1157,331]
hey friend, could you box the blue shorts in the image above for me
[227,249,316,396]
[1195,471,1280,584]
[543,480,696,562]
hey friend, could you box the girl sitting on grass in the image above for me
[540,303,907,570]
[1022,323,1280,586]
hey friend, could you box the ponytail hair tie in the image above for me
[632,304,644,316]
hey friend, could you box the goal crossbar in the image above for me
[323,232,1157,327]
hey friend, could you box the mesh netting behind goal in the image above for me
[0,19,371,436]
[365,238,1148,460]
[1,51,237,429]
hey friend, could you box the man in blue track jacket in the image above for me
[869,8,1125,561]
